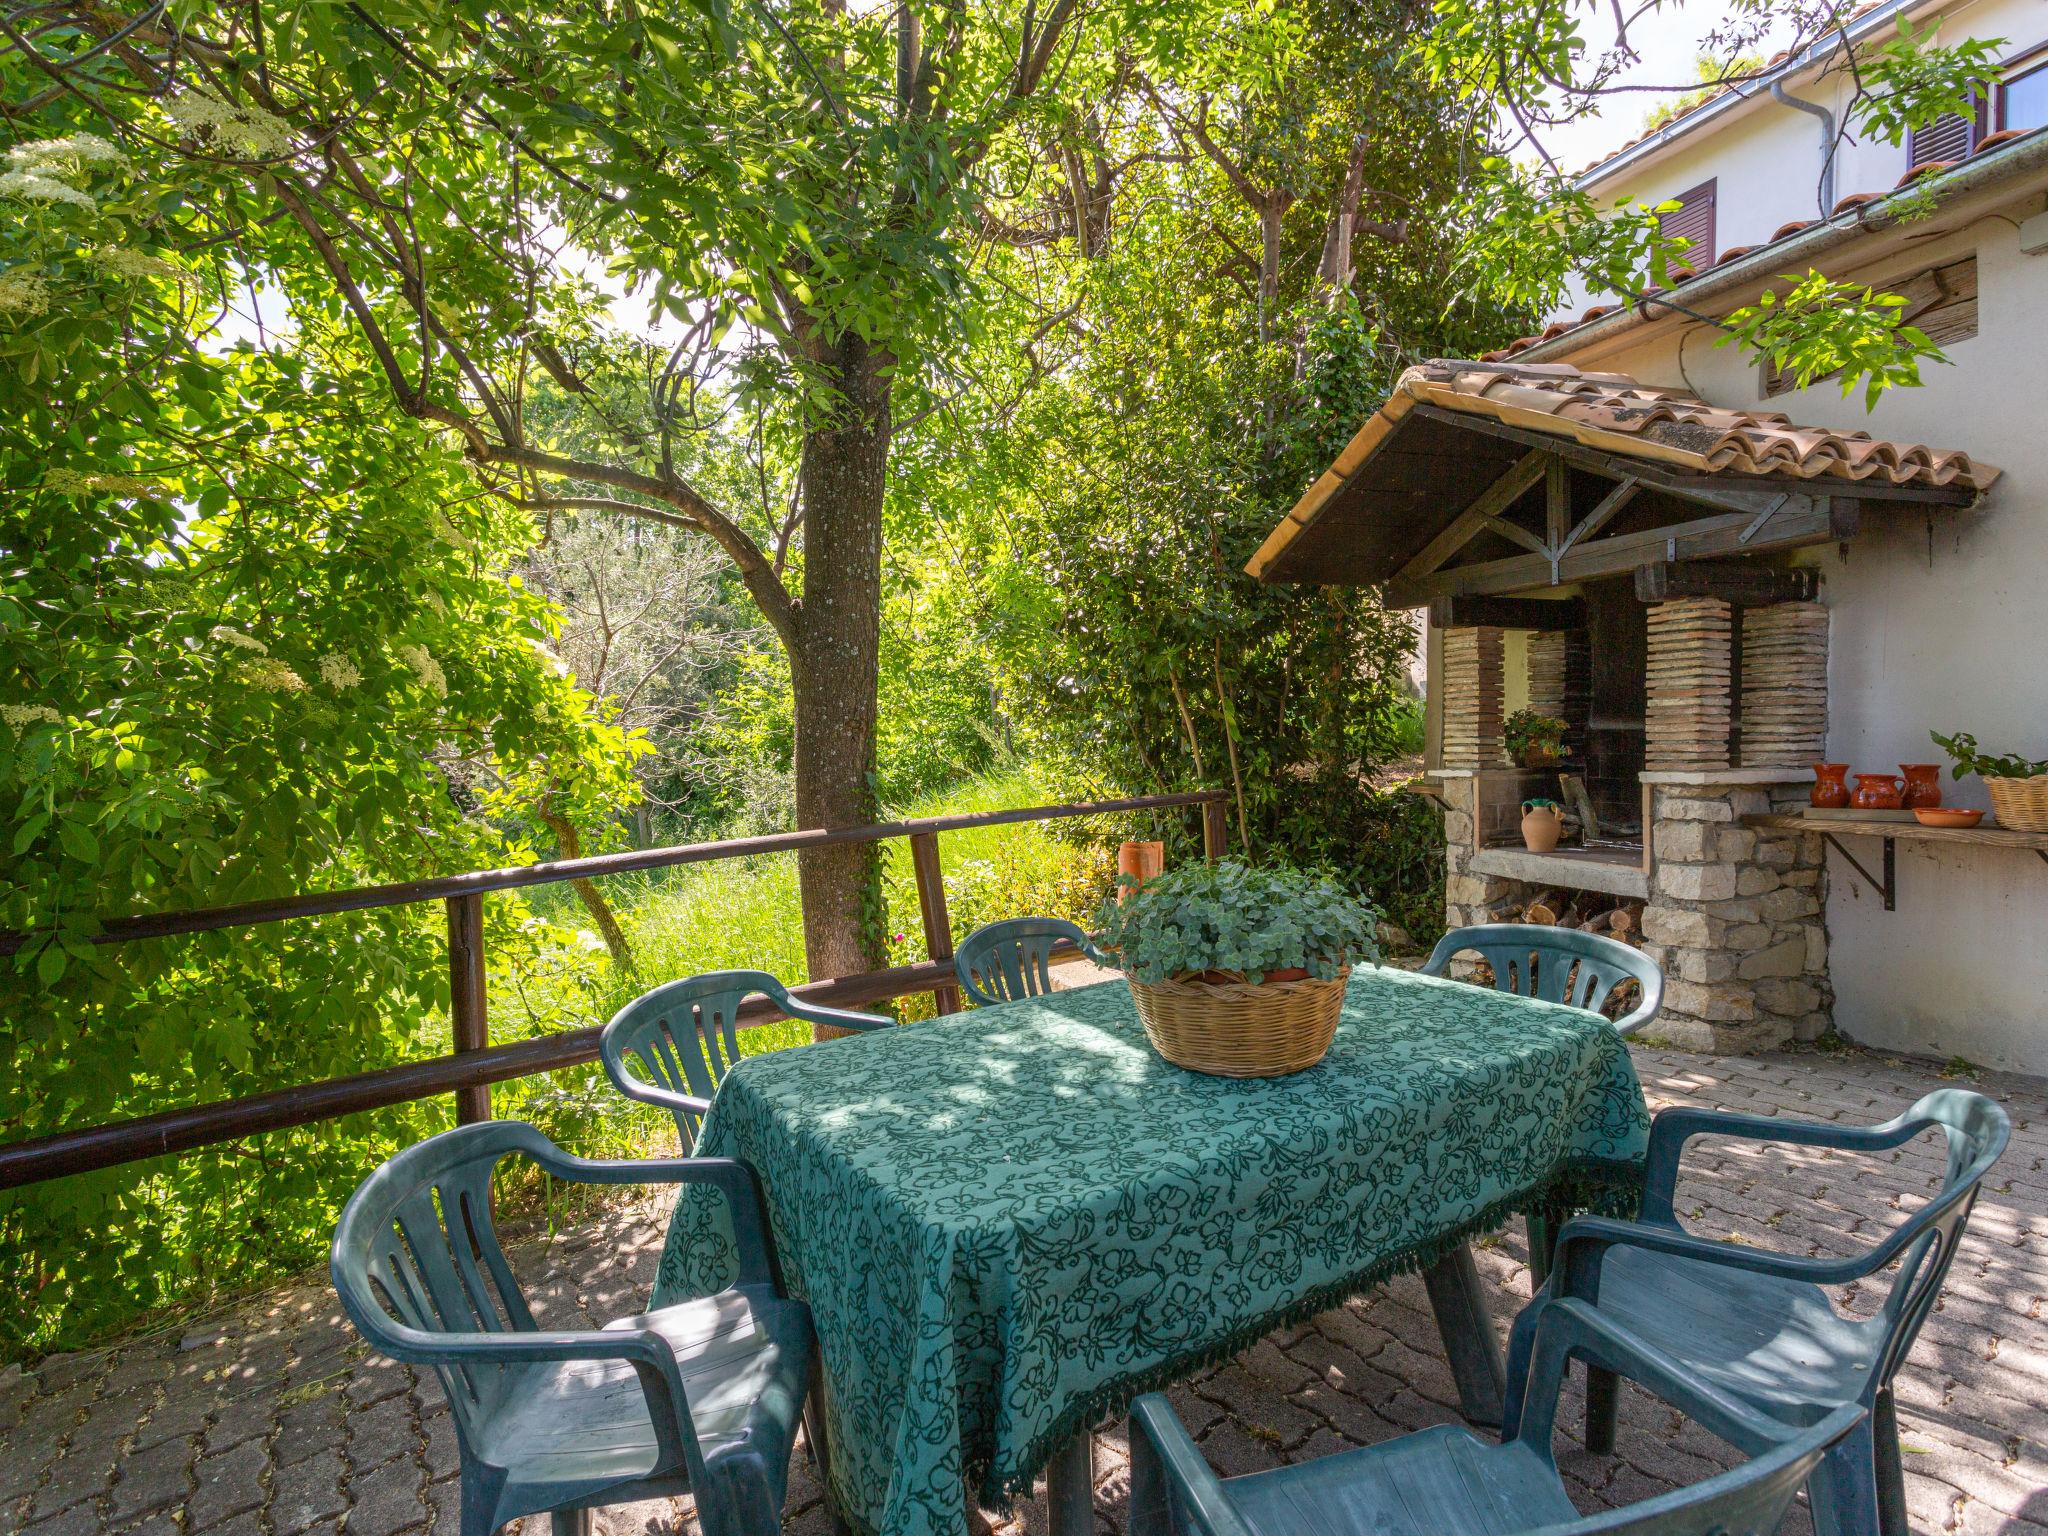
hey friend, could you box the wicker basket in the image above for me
[1127,967,1350,1078]
[1986,775,2048,833]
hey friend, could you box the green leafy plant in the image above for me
[1931,731,2048,780]
[1092,860,1379,985]
[1504,710,1568,764]
[1522,797,1562,812]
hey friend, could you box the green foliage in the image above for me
[1718,272,1945,408]
[1504,710,1568,762]
[1851,19,2005,147]
[1091,859,1380,984]
[1931,730,2048,781]
[1642,55,1767,133]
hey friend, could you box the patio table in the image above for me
[649,965,1650,1536]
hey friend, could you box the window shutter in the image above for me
[1660,179,1716,268]
[1909,90,1986,166]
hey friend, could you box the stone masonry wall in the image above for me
[1435,772,1832,1053]
[1637,779,1832,1052]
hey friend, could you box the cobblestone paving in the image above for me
[3,1043,2044,1536]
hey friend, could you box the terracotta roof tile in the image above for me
[1770,218,1816,241]
[1392,360,1999,492]
[1831,191,1883,215]
[1899,159,1957,187]
[1972,128,2029,156]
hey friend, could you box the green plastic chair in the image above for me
[1421,922,1665,1036]
[600,970,892,1149]
[953,917,1102,1006]
[1512,1088,2009,1536]
[1130,1291,1863,1536]
[330,1120,822,1536]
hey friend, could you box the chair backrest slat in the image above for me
[1422,923,1664,1036]
[955,917,1093,1007]
[601,971,788,1149]
[333,1122,548,1441]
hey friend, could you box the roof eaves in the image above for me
[1572,0,1919,190]
[1501,126,2048,365]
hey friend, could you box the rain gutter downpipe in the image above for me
[1771,80,1838,216]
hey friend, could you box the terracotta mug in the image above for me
[1811,763,1850,809]
[1900,763,1943,809]
[1852,773,1905,810]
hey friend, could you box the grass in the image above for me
[487,764,1116,1157]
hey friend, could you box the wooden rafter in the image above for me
[1393,450,1548,582]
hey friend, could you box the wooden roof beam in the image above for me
[1392,449,1549,583]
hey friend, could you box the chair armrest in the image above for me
[523,1149,783,1290]
[782,998,895,1033]
[1128,1395,1261,1536]
[376,1322,704,1471]
[611,1078,715,1120]
[1552,1213,1876,1297]
[1642,1104,1931,1222]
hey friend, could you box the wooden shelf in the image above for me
[1743,812,2048,912]
[1744,813,2048,852]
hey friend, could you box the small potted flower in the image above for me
[1932,731,2048,831]
[1521,797,1565,852]
[1092,859,1378,1077]
[1505,709,1569,768]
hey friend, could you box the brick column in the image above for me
[1440,626,1506,768]
[1738,601,1829,767]
[1645,598,1732,770]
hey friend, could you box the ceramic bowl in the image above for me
[1914,807,1985,828]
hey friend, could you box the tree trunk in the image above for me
[538,810,636,971]
[790,333,892,1029]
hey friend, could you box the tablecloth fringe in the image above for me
[972,1155,1645,1514]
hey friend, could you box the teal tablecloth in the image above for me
[649,967,1650,1536]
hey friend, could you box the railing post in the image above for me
[446,893,490,1124]
[908,831,960,1015]
[1202,799,1228,861]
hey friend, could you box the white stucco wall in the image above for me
[1548,204,2048,1074]
[1553,0,2048,323]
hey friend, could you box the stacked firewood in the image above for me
[1492,890,1645,941]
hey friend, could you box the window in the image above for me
[1909,90,1987,166]
[1660,179,1716,269]
[2002,58,2048,132]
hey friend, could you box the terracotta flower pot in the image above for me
[1521,805,1563,853]
[1853,773,1905,810]
[1116,839,1164,901]
[1811,762,1850,809]
[1900,763,1943,809]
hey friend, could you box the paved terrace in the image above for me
[3,1043,2044,1536]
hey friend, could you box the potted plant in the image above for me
[1092,859,1378,1078]
[1931,731,2048,831]
[1521,797,1565,853]
[1505,709,1569,767]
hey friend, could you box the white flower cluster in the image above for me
[0,269,51,316]
[0,134,125,211]
[209,625,268,655]
[318,653,362,690]
[94,246,189,286]
[163,87,295,159]
[244,658,307,692]
[398,643,447,697]
[1,704,62,731]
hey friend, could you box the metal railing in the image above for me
[0,791,1228,1189]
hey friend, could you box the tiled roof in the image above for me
[1392,360,2000,490]
[1245,357,1996,582]
[1486,126,2048,363]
